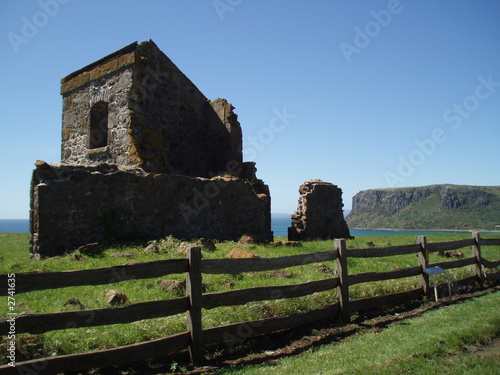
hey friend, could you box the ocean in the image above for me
[271,217,477,237]
[0,218,474,237]
[0,219,29,233]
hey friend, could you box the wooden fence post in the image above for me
[472,232,484,286]
[186,246,203,365]
[416,236,430,298]
[335,238,350,323]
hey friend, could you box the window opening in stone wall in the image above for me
[89,101,109,149]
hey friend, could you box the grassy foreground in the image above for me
[216,291,500,375]
[0,232,499,367]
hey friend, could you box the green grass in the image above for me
[0,233,499,365]
[215,291,500,375]
[0,233,30,260]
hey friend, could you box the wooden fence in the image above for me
[0,232,499,374]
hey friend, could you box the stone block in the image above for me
[62,128,71,142]
[289,179,350,241]
[105,290,129,305]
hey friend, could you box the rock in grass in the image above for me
[195,237,216,252]
[64,298,84,309]
[444,250,464,258]
[157,279,186,296]
[177,242,191,255]
[144,242,160,254]
[227,248,259,259]
[105,290,129,305]
[317,263,334,275]
[239,234,259,244]
[265,269,292,278]
[77,243,102,256]
[177,238,216,255]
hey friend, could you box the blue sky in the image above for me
[1,0,499,219]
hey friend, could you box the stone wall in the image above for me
[31,40,272,258]
[30,162,272,258]
[288,179,350,241]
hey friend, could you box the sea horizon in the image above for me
[0,219,29,233]
[1,218,492,238]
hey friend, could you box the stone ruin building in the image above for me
[30,40,273,258]
[288,180,350,241]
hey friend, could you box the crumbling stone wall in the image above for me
[30,162,272,258]
[288,180,350,241]
[209,98,243,165]
[30,40,272,257]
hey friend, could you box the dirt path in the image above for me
[470,337,500,358]
[190,286,500,374]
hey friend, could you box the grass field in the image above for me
[0,232,499,369]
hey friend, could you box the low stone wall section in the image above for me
[30,162,272,258]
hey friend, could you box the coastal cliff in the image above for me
[346,184,500,231]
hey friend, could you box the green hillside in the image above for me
[346,184,500,230]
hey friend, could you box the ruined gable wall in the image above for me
[60,41,243,177]
[130,42,241,177]
[129,41,241,176]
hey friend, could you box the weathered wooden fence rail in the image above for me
[0,232,499,374]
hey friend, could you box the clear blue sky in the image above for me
[1,0,499,219]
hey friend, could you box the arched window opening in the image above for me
[89,101,109,149]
